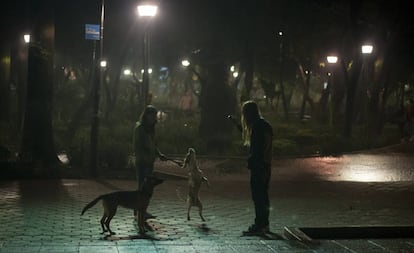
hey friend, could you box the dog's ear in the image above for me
[188,148,195,154]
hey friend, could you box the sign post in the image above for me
[85,24,101,177]
[85,24,100,41]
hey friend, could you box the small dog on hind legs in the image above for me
[182,148,209,221]
[81,176,163,235]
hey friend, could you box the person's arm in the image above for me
[133,123,143,160]
[227,115,242,132]
[156,147,168,161]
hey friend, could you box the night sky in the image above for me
[2,0,414,79]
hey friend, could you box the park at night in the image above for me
[1,1,414,252]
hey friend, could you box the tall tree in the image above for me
[20,0,59,173]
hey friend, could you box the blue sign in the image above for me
[85,24,100,40]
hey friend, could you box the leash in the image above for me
[166,158,183,167]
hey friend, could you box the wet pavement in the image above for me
[0,143,414,252]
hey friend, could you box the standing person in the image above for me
[133,105,167,189]
[234,100,273,235]
[133,105,167,218]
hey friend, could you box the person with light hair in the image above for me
[229,100,273,235]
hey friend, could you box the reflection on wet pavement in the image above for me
[276,154,414,182]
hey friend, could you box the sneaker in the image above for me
[243,224,266,235]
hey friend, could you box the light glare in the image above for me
[137,5,158,17]
[24,34,30,43]
[182,59,190,67]
[327,56,338,64]
[361,45,373,54]
[123,69,131,75]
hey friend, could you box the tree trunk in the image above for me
[20,0,59,174]
[0,48,11,123]
[299,65,312,120]
[199,61,234,154]
[343,0,363,138]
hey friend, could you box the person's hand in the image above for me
[227,115,235,122]
[227,115,239,124]
[159,153,168,161]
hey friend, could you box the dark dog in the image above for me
[81,176,163,235]
[182,148,209,221]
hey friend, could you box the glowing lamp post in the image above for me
[137,3,158,107]
[361,44,373,54]
[24,34,31,44]
[326,55,338,64]
[100,60,107,68]
[181,59,190,67]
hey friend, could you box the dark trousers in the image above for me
[136,161,154,190]
[250,167,271,227]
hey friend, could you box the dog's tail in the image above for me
[81,195,104,215]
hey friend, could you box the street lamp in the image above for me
[361,44,374,97]
[326,55,338,88]
[137,4,158,16]
[100,59,107,68]
[361,44,373,54]
[278,30,288,119]
[137,2,158,107]
[325,55,338,125]
[89,0,106,177]
[326,55,338,64]
[23,34,30,44]
[181,59,190,67]
[123,69,131,76]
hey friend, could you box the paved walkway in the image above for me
[1,144,414,252]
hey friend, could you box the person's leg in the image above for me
[250,172,259,220]
[261,168,271,229]
[251,169,271,229]
[135,163,155,218]
[255,180,267,227]
[137,162,154,190]
[244,172,263,234]
[141,164,156,219]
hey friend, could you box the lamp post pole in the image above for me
[137,4,157,109]
[142,27,149,106]
[278,31,288,119]
[90,0,105,177]
[326,55,338,125]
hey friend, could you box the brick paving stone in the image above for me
[1,154,414,253]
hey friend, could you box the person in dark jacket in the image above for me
[237,101,273,235]
[133,105,167,219]
[133,105,167,189]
